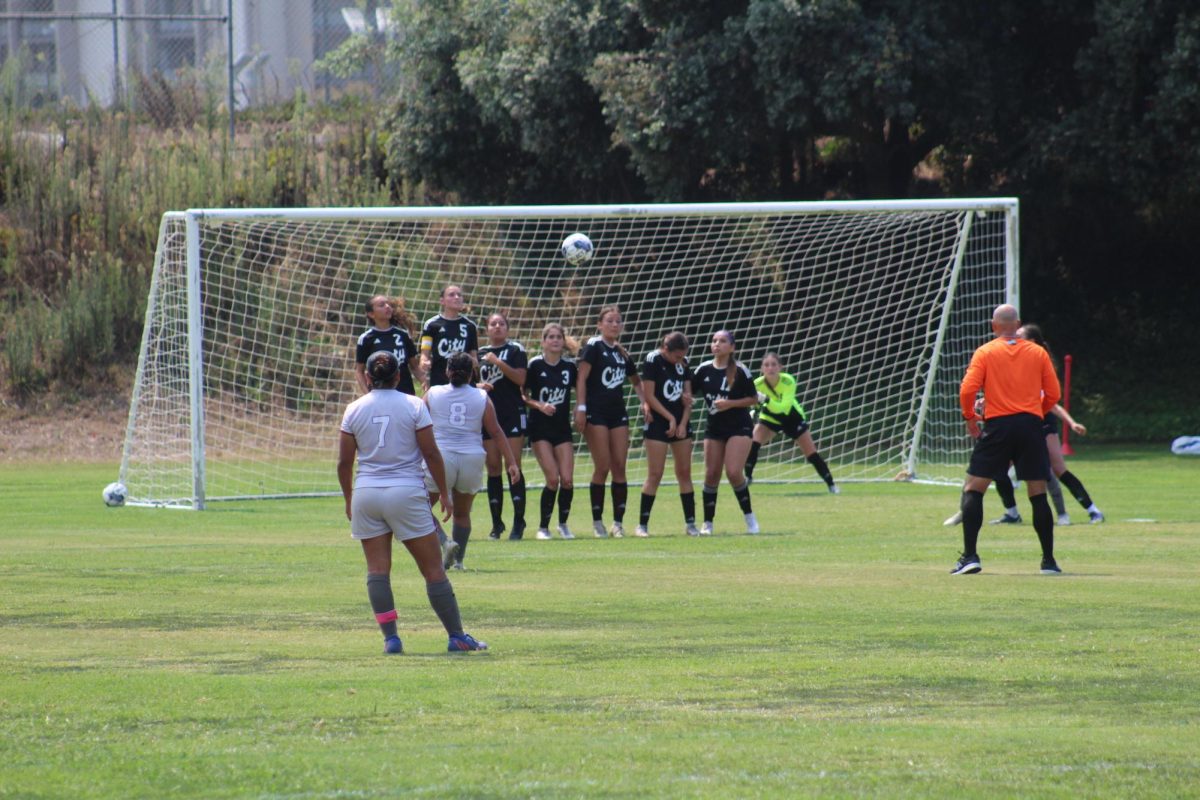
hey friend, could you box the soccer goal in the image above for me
[117,199,1017,508]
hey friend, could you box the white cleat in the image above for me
[593,521,608,538]
[828,484,841,495]
[700,521,714,536]
[685,523,702,537]
[441,539,460,569]
[1057,513,1071,526]
[609,522,625,539]
[943,510,963,527]
[535,528,553,540]
[557,523,575,540]
[634,525,650,538]
[744,512,760,534]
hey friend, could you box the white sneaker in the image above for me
[700,521,714,536]
[557,523,575,540]
[943,510,963,527]
[1057,513,1071,526]
[634,525,650,538]
[609,522,625,539]
[441,539,460,569]
[593,521,608,538]
[535,528,552,540]
[685,523,702,537]
[744,512,760,534]
[828,484,841,495]
[450,560,464,571]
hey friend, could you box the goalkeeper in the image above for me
[743,352,839,494]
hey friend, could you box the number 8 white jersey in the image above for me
[424,384,488,456]
[340,389,431,488]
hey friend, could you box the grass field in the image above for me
[2,446,1198,798]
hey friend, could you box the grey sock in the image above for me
[426,578,463,636]
[366,573,398,638]
[452,523,471,562]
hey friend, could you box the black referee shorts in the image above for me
[967,413,1050,482]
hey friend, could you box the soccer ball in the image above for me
[560,232,594,265]
[102,481,127,507]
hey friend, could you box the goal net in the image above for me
[118,200,1017,508]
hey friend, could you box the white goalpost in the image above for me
[117,199,1018,508]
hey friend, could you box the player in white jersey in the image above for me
[425,351,521,569]
[337,351,488,654]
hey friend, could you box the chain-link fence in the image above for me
[0,0,384,128]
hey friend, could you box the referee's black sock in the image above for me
[745,441,762,479]
[589,482,606,521]
[639,492,656,527]
[732,481,753,514]
[486,475,504,530]
[1030,493,1054,560]
[558,485,574,524]
[702,484,719,523]
[994,472,1018,512]
[611,481,628,524]
[961,490,984,556]
[1058,470,1094,509]
[539,485,557,529]
[807,452,835,487]
[680,491,696,525]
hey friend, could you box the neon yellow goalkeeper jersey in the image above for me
[753,372,807,420]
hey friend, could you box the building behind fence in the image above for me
[0,0,383,114]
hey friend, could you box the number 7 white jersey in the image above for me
[340,389,431,489]
[424,384,488,456]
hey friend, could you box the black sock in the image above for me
[961,490,983,556]
[745,441,761,479]
[993,472,1017,510]
[1030,493,1054,560]
[510,476,527,532]
[611,481,628,524]
[426,578,463,637]
[452,523,471,563]
[807,452,835,487]
[539,486,557,529]
[558,486,574,524]
[680,491,696,525]
[639,492,656,527]
[733,481,753,514]
[366,573,398,639]
[589,483,605,521]
[487,475,504,529]
[702,484,718,523]
[1058,470,1094,509]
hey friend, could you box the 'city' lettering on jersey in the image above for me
[535,366,571,407]
[480,348,509,385]
[600,364,626,389]
[663,375,685,402]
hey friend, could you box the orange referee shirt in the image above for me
[959,336,1061,420]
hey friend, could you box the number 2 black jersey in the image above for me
[640,350,691,423]
[579,336,631,415]
[477,340,528,418]
[421,314,479,386]
[692,359,755,437]
[525,355,577,437]
[355,326,418,395]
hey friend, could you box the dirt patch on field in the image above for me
[0,393,129,463]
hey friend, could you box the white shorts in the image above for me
[424,451,486,495]
[351,484,437,541]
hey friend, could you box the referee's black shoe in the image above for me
[951,553,982,575]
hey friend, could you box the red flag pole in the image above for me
[1061,354,1074,456]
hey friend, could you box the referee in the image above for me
[952,304,1062,575]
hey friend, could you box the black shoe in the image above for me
[508,525,525,541]
[488,521,505,540]
[950,553,982,575]
[1040,558,1062,575]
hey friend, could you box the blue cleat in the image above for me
[383,636,403,655]
[448,633,488,652]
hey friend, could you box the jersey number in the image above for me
[448,402,468,427]
[365,415,390,458]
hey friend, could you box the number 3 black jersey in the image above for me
[640,350,691,424]
[477,340,528,419]
[525,355,577,438]
[579,336,631,415]
[692,359,755,437]
[421,314,479,386]
[355,326,418,395]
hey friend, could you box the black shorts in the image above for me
[968,413,1050,482]
[483,406,526,440]
[758,408,810,440]
[529,420,573,447]
[586,405,629,429]
[1041,414,1061,438]
[704,417,754,441]
[643,417,693,443]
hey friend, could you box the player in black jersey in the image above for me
[420,285,478,388]
[355,295,424,395]
[637,331,700,537]
[692,329,759,534]
[477,312,529,540]
[524,322,580,540]
[574,305,644,538]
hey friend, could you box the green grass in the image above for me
[2,446,1198,798]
